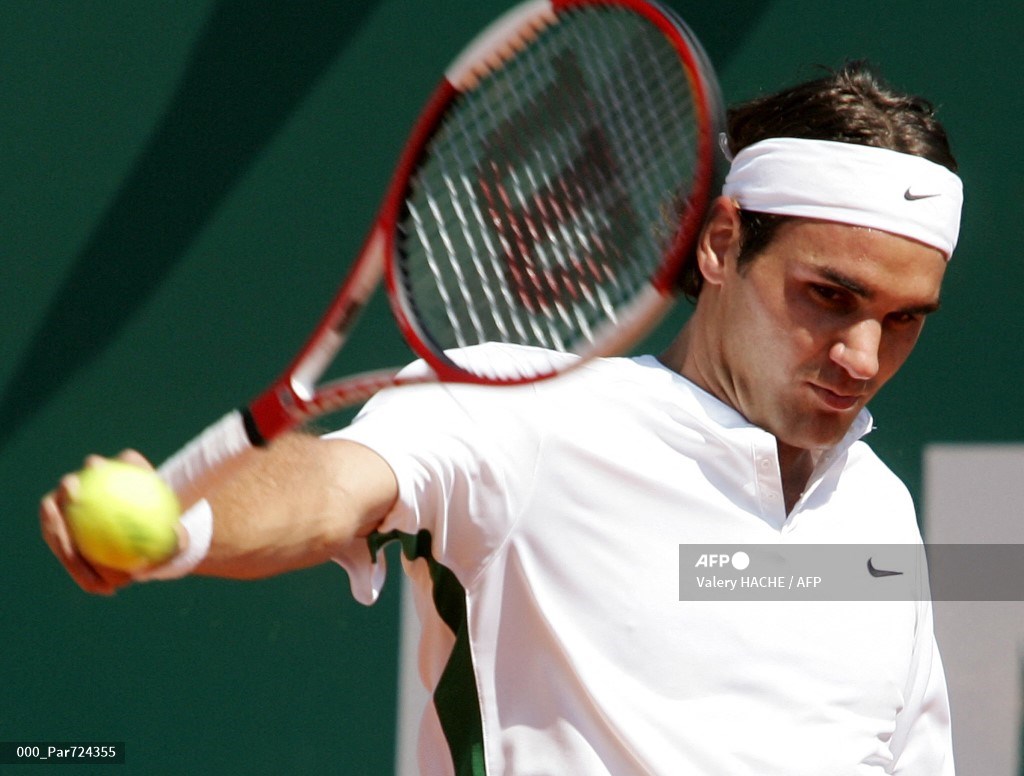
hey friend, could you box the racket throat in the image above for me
[291,329,346,402]
[245,388,302,444]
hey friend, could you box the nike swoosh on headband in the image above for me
[904,187,941,201]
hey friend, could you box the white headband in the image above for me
[721,137,963,258]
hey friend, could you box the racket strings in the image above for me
[471,54,601,351]
[485,124,611,347]
[487,40,638,338]
[398,6,706,374]
[413,21,628,343]
[585,23,699,285]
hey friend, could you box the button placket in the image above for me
[753,441,786,527]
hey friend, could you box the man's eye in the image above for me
[810,284,844,303]
[886,311,920,326]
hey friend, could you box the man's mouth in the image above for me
[808,383,864,411]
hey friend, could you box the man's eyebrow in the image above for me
[816,266,941,315]
[816,267,873,298]
[899,299,943,317]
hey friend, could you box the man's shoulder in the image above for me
[438,342,658,381]
[365,345,661,438]
[424,343,668,397]
[844,439,916,508]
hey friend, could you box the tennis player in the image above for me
[42,62,961,775]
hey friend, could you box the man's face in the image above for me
[702,208,947,453]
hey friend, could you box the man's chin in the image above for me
[771,412,860,453]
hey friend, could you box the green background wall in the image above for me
[2,1,1021,773]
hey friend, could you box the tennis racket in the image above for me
[158,0,724,492]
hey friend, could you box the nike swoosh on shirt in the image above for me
[904,188,940,201]
[867,558,904,577]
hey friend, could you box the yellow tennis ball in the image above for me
[65,461,181,573]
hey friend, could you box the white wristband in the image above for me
[133,499,214,581]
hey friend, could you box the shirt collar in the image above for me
[638,355,875,458]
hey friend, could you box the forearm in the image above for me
[189,433,397,580]
[42,428,398,594]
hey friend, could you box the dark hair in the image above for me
[679,61,958,299]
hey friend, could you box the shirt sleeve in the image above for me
[889,585,955,773]
[325,357,546,605]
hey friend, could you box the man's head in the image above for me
[680,61,959,298]
[670,62,963,454]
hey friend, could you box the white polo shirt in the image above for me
[330,344,952,775]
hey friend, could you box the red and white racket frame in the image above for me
[158,0,722,493]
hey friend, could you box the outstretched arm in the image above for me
[39,433,398,594]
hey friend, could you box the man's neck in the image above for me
[777,442,816,514]
[661,322,817,515]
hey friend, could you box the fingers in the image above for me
[40,488,123,595]
[174,522,191,555]
[116,449,154,471]
[39,457,136,595]
[83,449,153,471]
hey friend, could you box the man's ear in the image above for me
[696,196,743,288]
